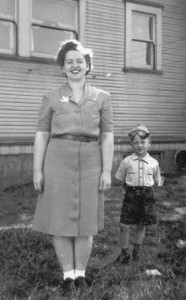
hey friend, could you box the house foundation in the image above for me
[1,142,186,190]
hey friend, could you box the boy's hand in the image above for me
[159,175,165,186]
[99,171,111,192]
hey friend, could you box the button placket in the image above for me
[71,142,80,221]
[138,159,143,186]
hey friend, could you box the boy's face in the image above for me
[131,135,150,157]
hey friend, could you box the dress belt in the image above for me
[52,134,98,142]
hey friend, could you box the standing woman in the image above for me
[33,39,114,297]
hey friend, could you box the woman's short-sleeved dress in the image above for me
[32,83,113,237]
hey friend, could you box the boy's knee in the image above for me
[136,225,145,232]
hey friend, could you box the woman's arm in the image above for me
[99,132,114,192]
[33,131,50,192]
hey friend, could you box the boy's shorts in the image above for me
[120,186,157,226]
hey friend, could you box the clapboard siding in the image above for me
[85,0,186,139]
[0,0,186,141]
[0,60,64,137]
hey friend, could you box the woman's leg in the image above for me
[74,235,93,275]
[53,236,75,279]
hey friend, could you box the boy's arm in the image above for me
[115,159,127,186]
[154,163,164,186]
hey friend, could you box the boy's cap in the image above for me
[128,123,150,138]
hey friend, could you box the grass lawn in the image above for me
[0,175,186,299]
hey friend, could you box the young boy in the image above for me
[115,124,162,262]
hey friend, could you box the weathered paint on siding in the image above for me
[85,0,186,140]
[0,0,186,142]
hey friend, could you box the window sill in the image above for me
[0,53,58,65]
[123,67,163,75]
[114,136,186,144]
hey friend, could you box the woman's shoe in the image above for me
[62,278,75,297]
[74,276,88,295]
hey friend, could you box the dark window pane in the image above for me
[146,42,154,66]
[31,26,75,57]
[0,0,15,18]
[32,0,77,29]
[0,20,15,52]
[149,17,153,40]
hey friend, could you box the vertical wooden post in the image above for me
[17,0,32,57]
[78,0,86,45]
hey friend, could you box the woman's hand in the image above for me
[99,132,114,192]
[33,170,44,192]
[33,131,50,192]
[99,171,111,192]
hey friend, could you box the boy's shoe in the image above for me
[62,278,75,297]
[133,243,141,261]
[74,276,88,295]
[116,248,131,264]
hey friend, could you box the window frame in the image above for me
[0,0,17,55]
[0,0,86,60]
[125,1,163,72]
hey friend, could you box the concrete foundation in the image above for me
[0,142,186,190]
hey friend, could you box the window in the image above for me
[31,0,77,58]
[125,1,163,71]
[0,0,86,59]
[0,0,16,54]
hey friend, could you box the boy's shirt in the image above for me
[115,153,162,187]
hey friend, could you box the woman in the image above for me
[33,39,114,297]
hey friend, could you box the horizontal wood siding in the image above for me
[0,60,63,138]
[85,0,186,139]
[0,0,186,142]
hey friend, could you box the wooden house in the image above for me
[0,0,186,188]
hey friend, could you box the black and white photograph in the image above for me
[0,0,186,299]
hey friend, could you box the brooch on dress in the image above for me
[59,96,69,103]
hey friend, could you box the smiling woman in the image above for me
[32,39,114,297]
[63,50,88,83]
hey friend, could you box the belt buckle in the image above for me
[83,135,91,142]
[79,135,84,142]
[136,188,142,196]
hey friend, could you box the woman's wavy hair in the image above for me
[56,39,93,75]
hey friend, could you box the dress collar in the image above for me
[60,82,97,103]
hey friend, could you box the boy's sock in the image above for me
[122,247,129,255]
[64,270,75,280]
[116,247,130,264]
[133,243,141,260]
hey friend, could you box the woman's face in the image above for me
[63,50,88,81]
